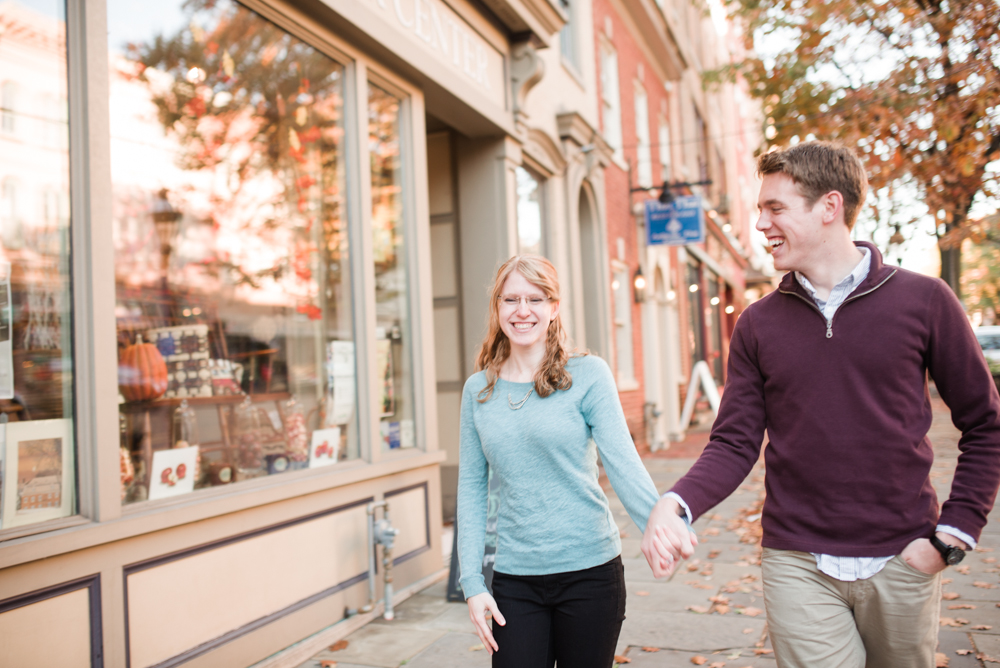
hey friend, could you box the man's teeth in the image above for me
[770,239,784,248]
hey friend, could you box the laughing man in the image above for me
[641,141,1000,668]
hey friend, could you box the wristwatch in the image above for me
[930,534,966,566]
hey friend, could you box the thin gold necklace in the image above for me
[508,387,533,410]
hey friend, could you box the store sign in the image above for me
[645,196,706,246]
[361,0,506,104]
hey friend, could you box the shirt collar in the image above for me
[795,247,872,302]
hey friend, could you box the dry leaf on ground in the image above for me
[942,578,953,585]
[942,592,961,600]
[739,607,764,617]
[957,649,973,655]
[687,605,711,614]
[955,565,971,575]
[708,549,721,559]
[328,640,349,652]
[978,654,1000,664]
[709,595,730,604]
[708,663,726,668]
[614,655,632,664]
[974,581,997,589]
[691,657,707,665]
[635,591,650,596]
[642,647,660,653]
[754,648,774,655]
[935,653,949,668]
[940,617,968,627]
[948,604,976,609]
[984,557,997,564]
[319,661,338,668]
[743,628,754,634]
[469,644,484,651]
[973,625,993,630]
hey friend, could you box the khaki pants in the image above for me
[761,548,941,668]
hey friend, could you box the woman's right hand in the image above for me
[467,592,506,655]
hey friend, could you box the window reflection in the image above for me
[369,84,417,451]
[0,0,77,530]
[109,0,359,504]
[515,166,543,256]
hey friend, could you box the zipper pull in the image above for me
[826,321,833,339]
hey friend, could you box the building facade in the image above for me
[592,0,764,449]
[0,0,613,665]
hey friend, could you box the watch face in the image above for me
[947,549,965,565]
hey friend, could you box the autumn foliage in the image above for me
[725,0,1000,293]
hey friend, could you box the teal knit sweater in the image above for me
[457,355,659,599]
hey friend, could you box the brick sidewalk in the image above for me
[297,394,1000,668]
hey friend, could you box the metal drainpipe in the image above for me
[345,500,399,620]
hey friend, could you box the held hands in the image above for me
[641,497,698,578]
[467,592,506,656]
[900,532,969,576]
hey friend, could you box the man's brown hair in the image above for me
[757,142,868,230]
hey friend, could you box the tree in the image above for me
[726,0,1000,295]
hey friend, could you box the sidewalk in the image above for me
[296,396,1000,667]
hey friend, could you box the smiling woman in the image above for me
[456,254,661,668]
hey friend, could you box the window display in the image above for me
[0,0,77,530]
[369,84,417,451]
[109,0,360,503]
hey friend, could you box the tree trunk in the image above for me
[939,243,962,299]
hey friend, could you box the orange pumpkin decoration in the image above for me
[119,335,169,401]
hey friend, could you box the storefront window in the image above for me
[0,0,77,530]
[369,84,417,451]
[515,166,543,256]
[109,0,359,504]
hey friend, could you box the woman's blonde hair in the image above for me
[475,254,580,402]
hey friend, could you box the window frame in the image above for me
[0,0,440,551]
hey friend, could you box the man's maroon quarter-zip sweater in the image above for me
[670,242,1000,556]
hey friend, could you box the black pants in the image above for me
[491,556,626,668]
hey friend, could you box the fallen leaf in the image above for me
[329,640,349,652]
[973,625,993,630]
[709,595,730,604]
[948,604,976,609]
[691,657,707,666]
[955,565,971,575]
[635,591,650,596]
[739,607,764,617]
[319,661,337,668]
[942,592,961,600]
[708,663,727,668]
[469,644,484,651]
[754,648,774,655]
[614,655,632,664]
[940,617,968,627]
[942,578,953,585]
[935,653,949,668]
[743,628,754,634]
[642,647,660,652]
[974,581,997,589]
[984,557,997,563]
[978,654,1000,664]
[687,605,711,614]
[715,605,731,614]
[957,649,973,655]
[703,528,720,536]
[708,549,721,559]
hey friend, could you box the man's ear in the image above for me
[819,190,845,226]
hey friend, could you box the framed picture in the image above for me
[148,447,199,500]
[1,419,75,528]
[309,428,340,468]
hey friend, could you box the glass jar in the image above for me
[232,396,265,478]
[283,395,309,465]
[172,399,205,486]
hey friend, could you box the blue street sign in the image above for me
[645,195,705,246]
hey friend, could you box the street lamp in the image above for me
[633,266,647,303]
[888,224,905,267]
[630,179,713,204]
[151,188,182,276]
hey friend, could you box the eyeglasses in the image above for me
[498,295,551,308]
